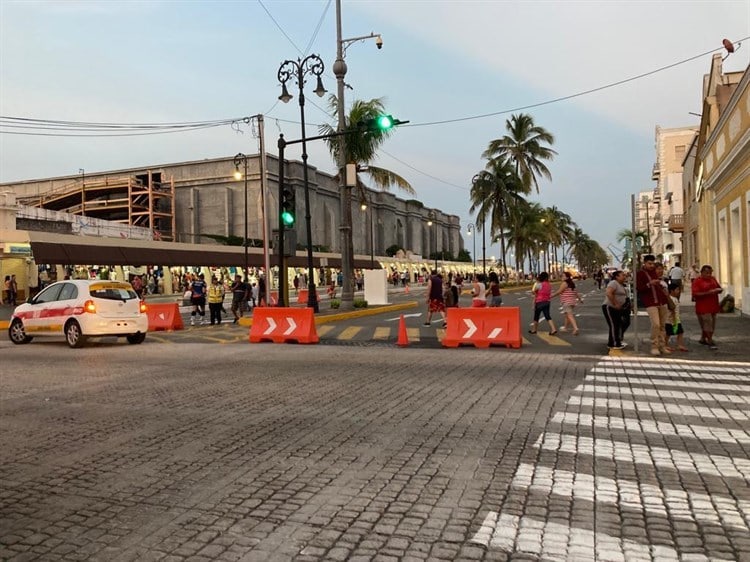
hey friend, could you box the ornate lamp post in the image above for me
[467,223,476,272]
[427,210,437,271]
[471,174,487,277]
[277,54,327,312]
[232,154,250,282]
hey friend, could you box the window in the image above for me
[90,287,137,301]
[675,145,686,160]
[58,283,78,301]
[33,284,63,304]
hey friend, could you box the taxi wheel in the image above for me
[9,319,33,345]
[126,333,146,345]
[64,320,87,349]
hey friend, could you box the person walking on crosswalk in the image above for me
[602,270,629,350]
[529,272,558,336]
[424,269,447,328]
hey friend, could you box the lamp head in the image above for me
[313,76,327,97]
[233,170,242,180]
[375,35,383,50]
[278,83,293,103]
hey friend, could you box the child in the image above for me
[665,284,688,352]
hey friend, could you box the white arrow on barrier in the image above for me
[158,313,166,320]
[462,319,477,339]
[283,317,297,335]
[264,317,277,335]
[488,327,503,339]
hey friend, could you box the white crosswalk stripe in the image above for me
[471,356,750,560]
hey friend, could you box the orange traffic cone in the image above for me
[404,284,410,294]
[397,314,410,347]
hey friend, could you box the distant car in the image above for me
[8,280,148,348]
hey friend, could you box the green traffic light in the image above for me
[281,211,295,227]
[376,115,394,130]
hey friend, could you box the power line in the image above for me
[379,148,470,192]
[406,37,749,128]
[256,0,303,56]
[304,0,332,56]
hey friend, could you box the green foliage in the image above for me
[200,234,262,247]
[457,249,472,262]
[353,298,368,308]
[385,244,400,257]
[330,299,341,309]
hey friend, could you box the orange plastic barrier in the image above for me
[146,302,184,331]
[249,307,319,344]
[441,307,522,349]
[296,289,322,305]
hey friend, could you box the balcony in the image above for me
[652,163,660,180]
[667,214,685,233]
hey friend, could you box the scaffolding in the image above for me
[18,171,175,241]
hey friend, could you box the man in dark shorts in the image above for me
[230,274,248,324]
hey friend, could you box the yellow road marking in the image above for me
[436,328,446,341]
[338,326,362,340]
[373,327,390,340]
[535,332,571,346]
[522,337,532,346]
[316,325,335,337]
[407,327,420,342]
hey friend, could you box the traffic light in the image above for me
[280,185,295,227]
[360,114,407,133]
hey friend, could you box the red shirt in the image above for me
[636,268,662,308]
[692,276,721,315]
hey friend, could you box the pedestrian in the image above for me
[293,275,299,292]
[666,283,688,352]
[207,276,224,325]
[258,274,267,307]
[529,272,558,335]
[553,271,582,334]
[691,265,722,350]
[189,273,207,326]
[230,274,248,324]
[486,271,502,307]
[594,269,604,290]
[250,282,259,309]
[636,254,670,356]
[471,273,487,308]
[424,269,447,327]
[668,261,684,291]
[602,270,629,350]
[8,274,18,306]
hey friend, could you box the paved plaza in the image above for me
[1,341,749,561]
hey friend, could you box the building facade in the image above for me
[688,55,749,314]
[1,153,464,265]
[651,125,698,266]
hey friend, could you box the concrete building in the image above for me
[650,125,698,267]
[687,55,749,314]
[1,153,463,267]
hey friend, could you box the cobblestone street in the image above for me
[1,343,749,561]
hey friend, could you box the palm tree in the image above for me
[483,113,557,194]
[470,157,526,276]
[506,201,548,277]
[541,206,574,277]
[320,97,413,198]
[616,228,650,254]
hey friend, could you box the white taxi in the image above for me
[8,280,148,348]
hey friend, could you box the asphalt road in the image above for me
[1,340,749,561]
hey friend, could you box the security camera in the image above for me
[375,36,383,50]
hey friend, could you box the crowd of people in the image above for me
[420,258,726,353]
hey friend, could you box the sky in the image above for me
[1,0,749,263]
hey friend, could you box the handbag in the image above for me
[183,290,192,300]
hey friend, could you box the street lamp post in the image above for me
[428,211,437,271]
[467,223,476,272]
[360,196,375,269]
[232,154,249,283]
[277,54,327,312]
[334,0,382,310]
[471,174,487,277]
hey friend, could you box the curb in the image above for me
[0,320,8,330]
[237,301,419,328]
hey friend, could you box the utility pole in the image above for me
[334,0,354,310]
[257,115,272,289]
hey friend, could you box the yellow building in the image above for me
[690,55,749,314]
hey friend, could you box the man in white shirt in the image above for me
[668,262,685,289]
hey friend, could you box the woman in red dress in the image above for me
[691,265,722,350]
